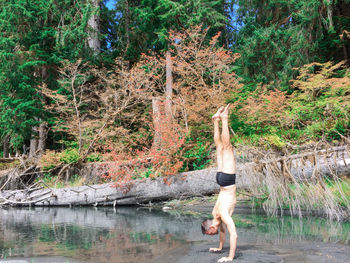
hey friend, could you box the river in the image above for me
[0,207,349,263]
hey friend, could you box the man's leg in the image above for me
[220,104,235,174]
[213,106,224,171]
[218,104,237,262]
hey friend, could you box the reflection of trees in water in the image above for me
[38,224,110,250]
[234,214,350,244]
[0,207,191,263]
[0,213,40,258]
[1,207,348,262]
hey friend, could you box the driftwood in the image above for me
[0,168,218,206]
[0,164,39,191]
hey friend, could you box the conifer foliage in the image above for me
[111,0,228,64]
[0,0,52,150]
[231,0,350,86]
[0,0,103,155]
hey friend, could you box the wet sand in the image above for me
[0,257,87,263]
[177,239,350,263]
[172,200,350,263]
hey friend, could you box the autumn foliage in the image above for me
[235,87,290,128]
[105,100,186,187]
[230,60,350,147]
[102,26,241,186]
[41,26,242,187]
[134,26,241,127]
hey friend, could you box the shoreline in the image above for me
[159,196,350,222]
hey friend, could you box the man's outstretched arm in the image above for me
[218,213,237,262]
[210,223,226,252]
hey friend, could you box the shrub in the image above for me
[39,147,80,173]
[60,148,80,164]
[181,139,211,171]
[86,153,102,162]
[262,134,286,149]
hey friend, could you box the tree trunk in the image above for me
[29,126,38,158]
[165,50,173,119]
[340,30,349,62]
[152,97,162,148]
[125,1,130,49]
[3,134,9,158]
[88,0,101,54]
[326,0,334,31]
[1,145,350,207]
[38,64,48,155]
[222,0,229,48]
[38,122,48,154]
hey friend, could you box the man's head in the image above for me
[201,219,218,235]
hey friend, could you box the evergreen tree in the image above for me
[231,0,350,88]
[0,0,52,152]
[110,0,228,64]
[0,0,103,155]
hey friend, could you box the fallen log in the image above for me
[0,168,219,206]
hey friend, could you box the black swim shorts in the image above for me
[216,172,236,187]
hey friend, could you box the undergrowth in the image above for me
[230,61,350,148]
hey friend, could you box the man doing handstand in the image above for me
[201,104,238,263]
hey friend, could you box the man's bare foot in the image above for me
[218,256,233,262]
[220,104,231,119]
[212,106,224,120]
[209,247,222,253]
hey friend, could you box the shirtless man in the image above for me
[201,104,238,262]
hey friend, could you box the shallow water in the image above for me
[0,207,349,263]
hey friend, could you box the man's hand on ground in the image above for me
[218,256,233,262]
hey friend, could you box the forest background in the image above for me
[0,0,349,198]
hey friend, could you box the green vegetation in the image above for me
[0,0,349,216]
[180,138,212,172]
[326,178,350,208]
[249,178,350,212]
[0,0,348,167]
[39,149,80,172]
[38,172,84,189]
[229,61,350,146]
[232,0,350,87]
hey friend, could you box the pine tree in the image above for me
[110,0,228,64]
[0,0,51,153]
[0,0,102,156]
[230,0,350,87]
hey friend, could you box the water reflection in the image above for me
[231,213,350,244]
[0,207,349,263]
[0,207,194,263]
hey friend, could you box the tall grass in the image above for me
[237,144,350,220]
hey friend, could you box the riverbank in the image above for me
[160,193,350,221]
[160,199,350,263]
